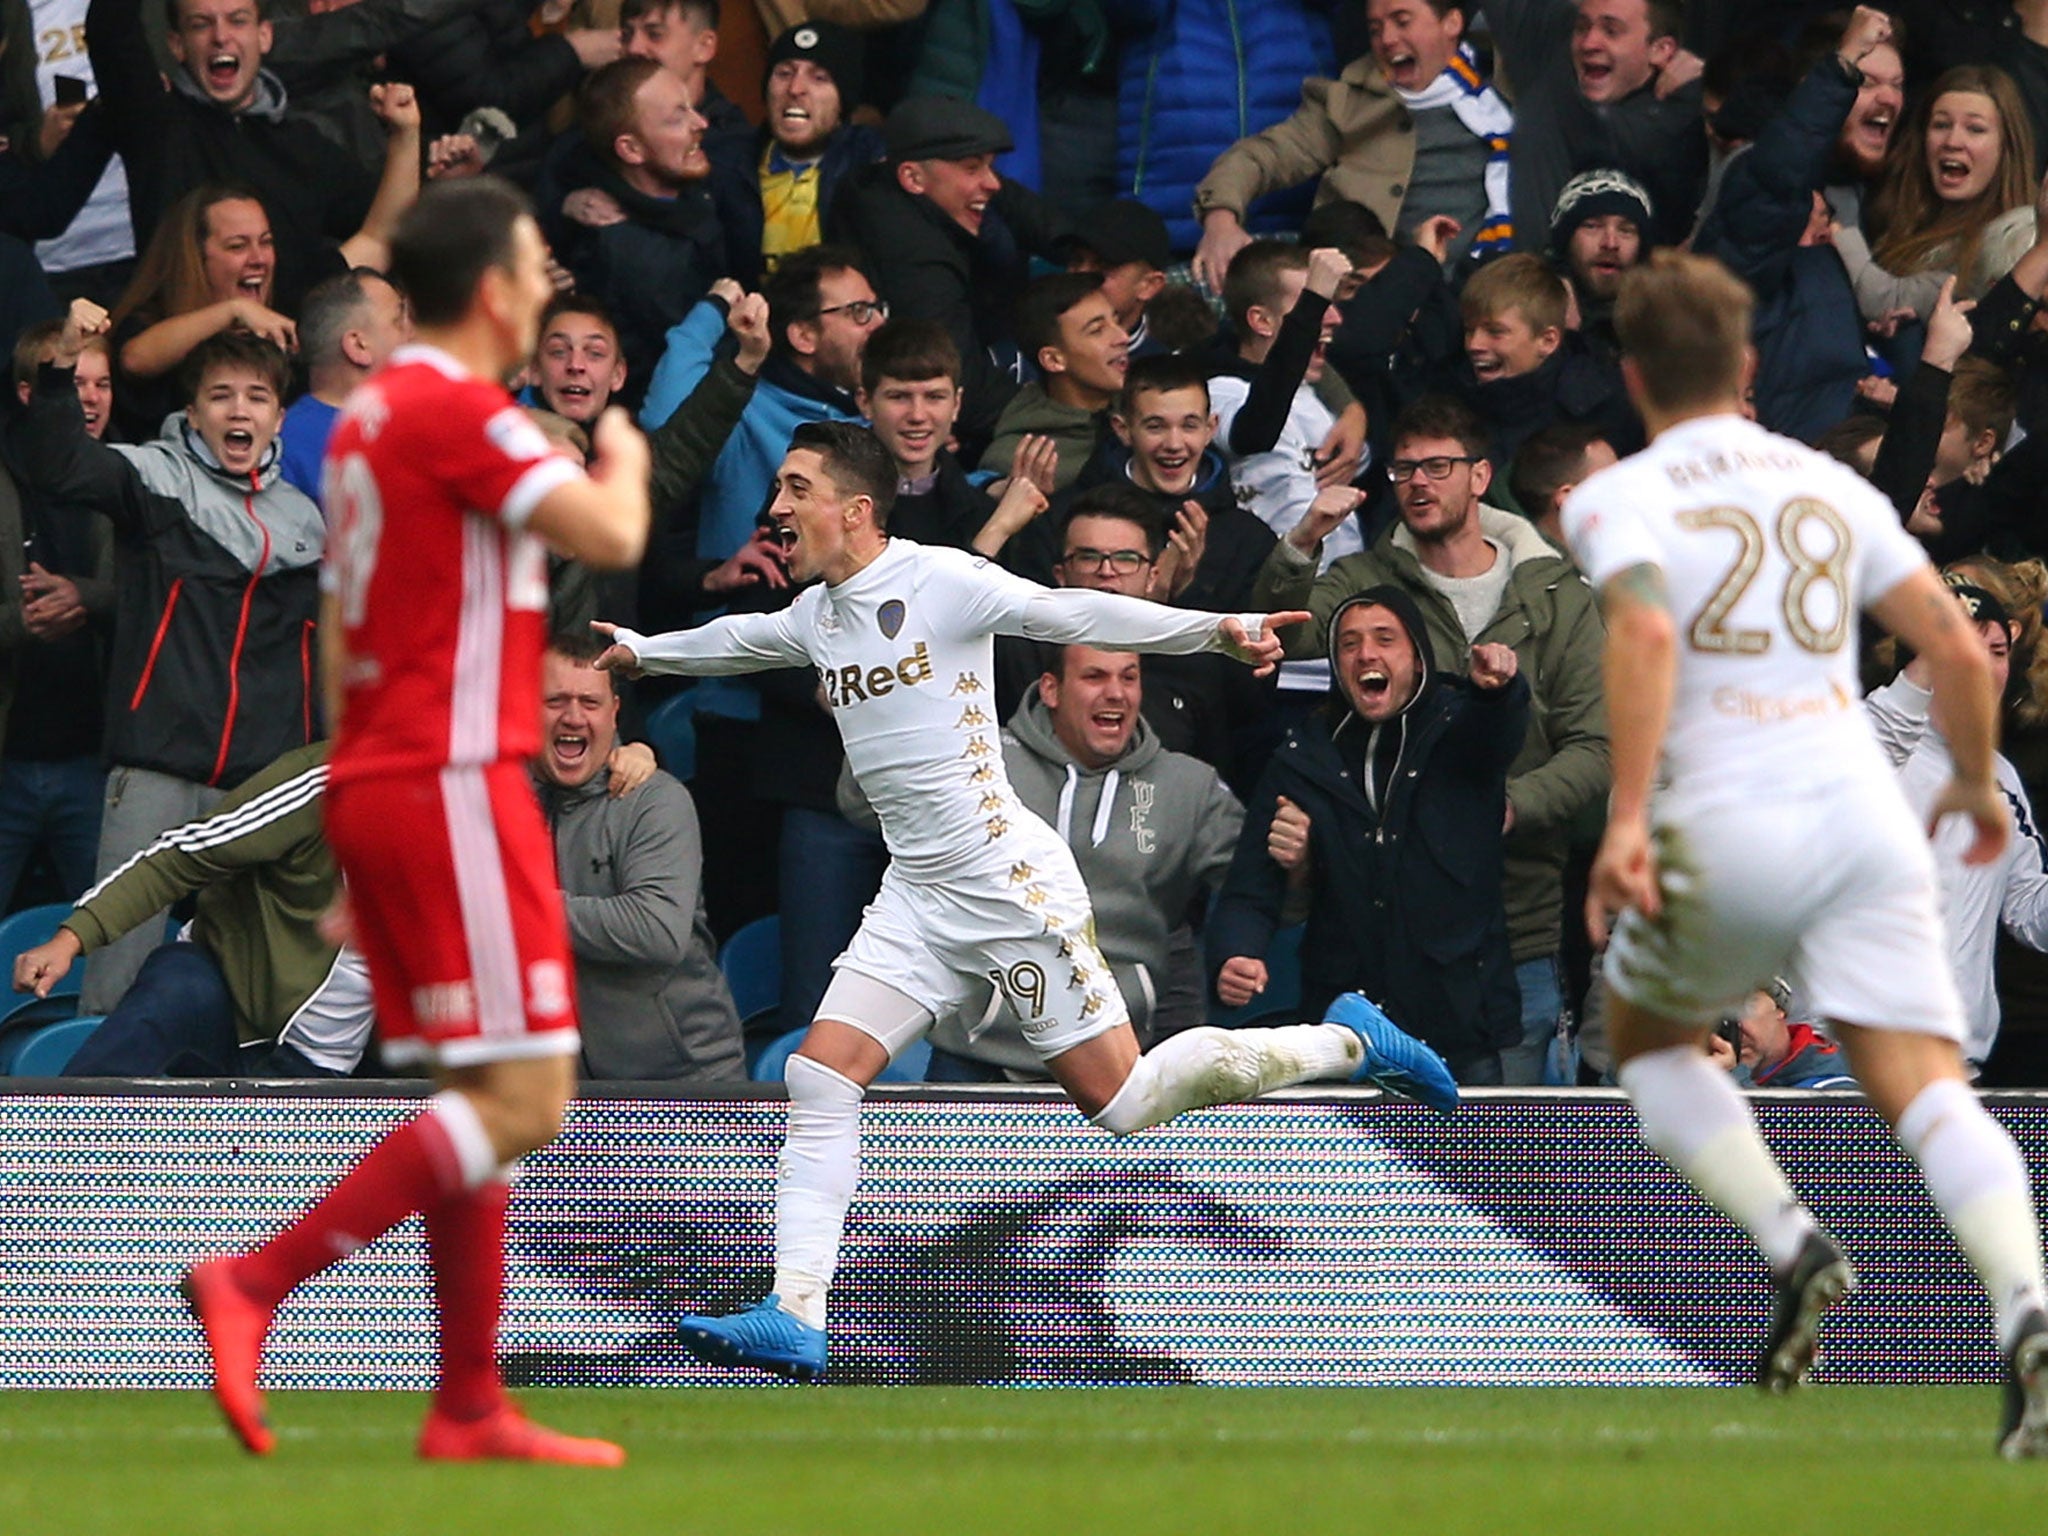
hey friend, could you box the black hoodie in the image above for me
[1209,582,1529,1070]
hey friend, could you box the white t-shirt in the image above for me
[28,0,135,273]
[1869,674,2048,1063]
[617,539,1240,883]
[1209,374,1360,694]
[1561,413,1927,806]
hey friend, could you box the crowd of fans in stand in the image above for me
[6,0,2048,1089]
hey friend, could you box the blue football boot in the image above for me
[676,1295,828,1382]
[1323,992,1460,1117]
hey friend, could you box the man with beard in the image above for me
[1210,585,1528,1080]
[732,22,883,279]
[1694,7,1904,442]
[1549,168,1651,360]
[559,57,722,406]
[1254,394,1608,1084]
[592,420,1455,1383]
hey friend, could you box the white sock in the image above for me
[429,1089,500,1191]
[1092,1024,1361,1136]
[770,1055,863,1330]
[1896,1078,2048,1349]
[1617,1046,1816,1270]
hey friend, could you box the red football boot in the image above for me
[417,1404,626,1466]
[179,1260,277,1456]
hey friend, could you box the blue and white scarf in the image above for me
[1398,43,1515,255]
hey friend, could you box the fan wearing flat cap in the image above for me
[827,95,1075,458]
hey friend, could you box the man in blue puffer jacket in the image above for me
[1107,0,1335,252]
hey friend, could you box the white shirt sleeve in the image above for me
[1016,586,1235,654]
[609,605,811,676]
[1561,470,1664,589]
[1864,672,1933,769]
[937,550,1234,654]
[2001,781,2048,950]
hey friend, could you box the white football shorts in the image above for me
[824,844,1130,1061]
[1604,770,1965,1042]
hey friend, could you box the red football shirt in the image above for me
[322,344,581,780]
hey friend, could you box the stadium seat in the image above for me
[643,694,698,782]
[1210,921,1304,1028]
[748,1028,931,1084]
[7,1015,104,1076]
[720,915,781,1028]
[749,1025,804,1083]
[0,994,83,1071]
[876,1038,931,1084]
[0,903,75,973]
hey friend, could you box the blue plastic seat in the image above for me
[720,915,781,1027]
[643,694,698,781]
[875,1037,931,1084]
[1211,921,1305,1028]
[750,1025,805,1083]
[6,1015,103,1076]
[0,903,75,971]
[0,994,82,1071]
[749,1028,931,1085]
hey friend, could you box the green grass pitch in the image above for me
[0,1387,2037,1535]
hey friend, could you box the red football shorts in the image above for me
[326,761,580,1066]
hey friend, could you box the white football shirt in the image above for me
[616,539,1242,882]
[1562,413,1928,803]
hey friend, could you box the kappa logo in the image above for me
[878,598,906,639]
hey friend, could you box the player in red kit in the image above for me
[178,179,651,1465]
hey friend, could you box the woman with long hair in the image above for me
[107,186,299,439]
[1869,65,2039,300]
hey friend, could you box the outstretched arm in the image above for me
[593,612,810,678]
[1010,586,1306,673]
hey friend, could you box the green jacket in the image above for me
[977,382,1103,493]
[1254,504,1608,960]
[65,741,338,1044]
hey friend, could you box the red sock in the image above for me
[425,1180,511,1421]
[235,1109,469,1310]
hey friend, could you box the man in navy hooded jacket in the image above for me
[1209,583,1526,1081]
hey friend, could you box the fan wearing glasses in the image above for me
[998,484,1280,799]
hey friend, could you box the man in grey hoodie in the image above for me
[533,632,743,1083]
[925,643,1244,1080]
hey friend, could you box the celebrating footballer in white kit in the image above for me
[1566,246,2048,1459]
[596,421,1462,1382]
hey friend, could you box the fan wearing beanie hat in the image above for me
[1548,168,1650,357]
[754,22,885,274]
[1549,170,1652,292]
